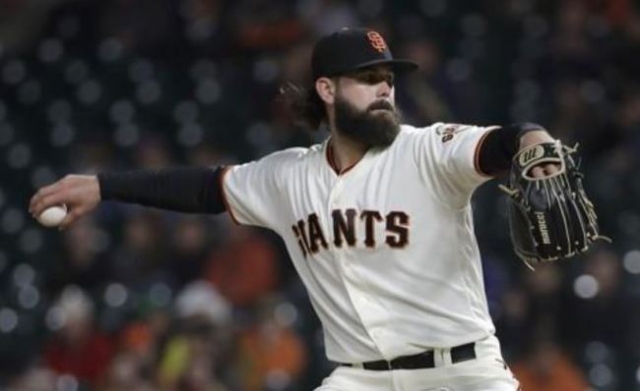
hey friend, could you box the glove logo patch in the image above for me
[518,145,545,166]
[534,211,551,244]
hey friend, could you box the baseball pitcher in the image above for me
[30,28,602,391]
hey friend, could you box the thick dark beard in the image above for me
[333,95,401,150]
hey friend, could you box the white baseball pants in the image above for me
[315,336,520,391]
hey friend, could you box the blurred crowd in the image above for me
[1,0,640,390]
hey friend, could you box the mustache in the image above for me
[367,100,395,112]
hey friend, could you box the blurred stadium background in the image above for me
[1,0,640,390]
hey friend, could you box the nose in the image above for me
[376,81,392,98]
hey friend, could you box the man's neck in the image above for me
[328,130,368,173]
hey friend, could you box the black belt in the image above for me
[341,342,476,370]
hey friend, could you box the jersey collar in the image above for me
[325,137,368,176]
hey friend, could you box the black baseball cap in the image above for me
[311,27,418,80]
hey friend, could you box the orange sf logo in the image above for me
[367,31,387,53]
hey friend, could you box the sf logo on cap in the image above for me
[367,31,387,53]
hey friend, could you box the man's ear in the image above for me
[316,77,336,105]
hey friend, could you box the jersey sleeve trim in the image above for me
[473,129,494,178]
[220,165,241,225]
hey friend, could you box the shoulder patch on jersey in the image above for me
[435,124,472,143]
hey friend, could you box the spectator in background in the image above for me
[561,249,629,354]
[396,37,455,125]
[537,0,608,154]
[111,211,169,286]
[119,303,172,365]
[524,263,564,325]
[496,264,565,360]
[560,248,635,389]
[169,217,213,286]
[43,286,114,388]
[495,286,532,360]
[612,8,640,84]
[186,144,236,168]
[611,91,640,154]
[6,366,57,391]
[511,333,590,391]
[206,220,280,308]
[298,0,361,38]
[0,0,75,55]
[45,217,110,294]
[228,0,305,50]
[157,281,231,391]
[134,136,177,170]
[179,0,224,48]
[97,0,185,58]
[549,0,594,66]
[100,350,155,391]
[232,295,307,391]
[547,81,592,148]
[102,302,172,391]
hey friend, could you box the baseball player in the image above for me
[31,28,565,390]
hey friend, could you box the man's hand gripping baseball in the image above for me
[29,175,101,230]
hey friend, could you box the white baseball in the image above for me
[37,204,68,227]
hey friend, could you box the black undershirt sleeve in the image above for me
[97,166,227,214]
[477,122,546,176]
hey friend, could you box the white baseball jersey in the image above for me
[222,122,498,364]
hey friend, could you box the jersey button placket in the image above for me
[329,177,387,353]
[329,178,343,208]
[343,261,385,348]
[327,178,343,253]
